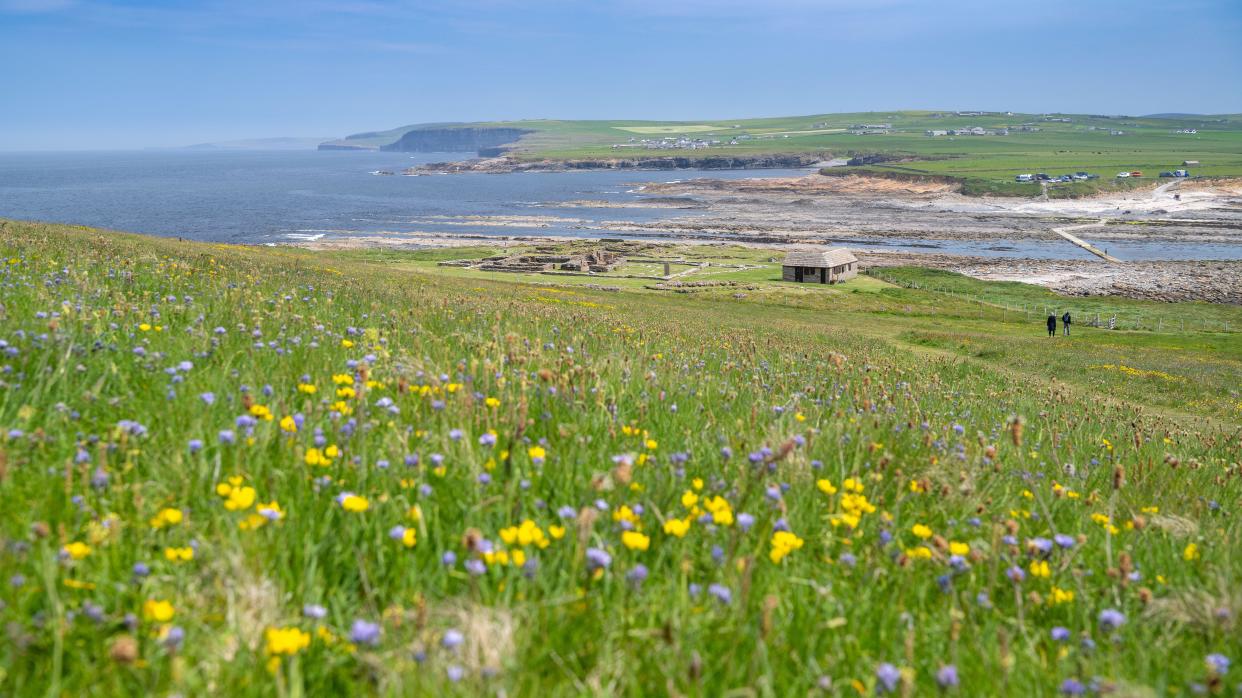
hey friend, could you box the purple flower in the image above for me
[1006,566,1026,583]
[876,663,901,693]
[199,392,215,406]
[839,552,857,567]
[626,564,648,586]
[1028,537,1053,555]
[441,551,457,566]
[1051,627,1071,642]
[442,629,464,649]
[479,433,497,447]
[218,430,235,445]
[1059,678,1086,695]
[1206,653,1230,676]
[303,604,327,619]
[586,547,612,571]
[707,583,732,605]
[465,559,486,576]
[737,512,755,532]
[449,429,463,441]
[1054,534,1076,549]
[349,619,381,646]
[1098,608,1126,632]
[557,505,577,520]
[388,525,407,541]
[446,665,464,682]
[936,665,959,689]
[162,625,185,651]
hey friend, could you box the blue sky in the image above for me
[2,0,1240,149]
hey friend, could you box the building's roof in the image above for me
[782,248,858,268]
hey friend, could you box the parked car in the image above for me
[1015,174,1034,182]
[1072,173,1090,180]
[1116,172,1131,178]
[1173,169,1189,177]
[1035,173,1053,181]
[1129,171,1143,177]
[1086,174,1100,180]
[1159,171,1175,178]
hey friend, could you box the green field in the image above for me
[2,220,1241,696]
[324,111,1242,195]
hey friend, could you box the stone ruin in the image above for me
[456,247,626,274]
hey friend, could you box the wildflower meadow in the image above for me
[0,220,1239,696]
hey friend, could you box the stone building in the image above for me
[781,248,859,284]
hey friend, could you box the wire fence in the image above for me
[867,270,1238,334]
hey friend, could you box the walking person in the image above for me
[1062,311,1072,336]
[1047,313,1057,337]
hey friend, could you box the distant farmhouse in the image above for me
[849,123,892,135]
[926,126,1008,136]
[782,248,858,284]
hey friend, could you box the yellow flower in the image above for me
[332,373,354,385]
[1183,542,1200,561]
[681,490,699,508]
[485,397,501,408]
[645,439,658,450]
[769,530,804,563]
[149,507,184,529]
[265,627,311,656]
[621,530,650,551]
[816,479,838,495]
[1048,586,1075,605]
[279,415,298,433]
[948,541,970,556]
[905,546,933,560]
[1029,560,1051,578]
[663,518,691,538]
[911,524,933,540]
[224,485,256,511]
[528,446,546,461]
[341,495,369,513]
[843,477,864,494]
[341,339,354,348]
[63,541,92,560]
[143,599,175,622]
[336,386,356,399]
[297,383,318,394]
[548,525,566,540]
[164,546,194,562]
[830,512,861,530]
[401,528,417,548]
[249,404,273,421]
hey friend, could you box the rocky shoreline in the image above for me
[404,153,829,175]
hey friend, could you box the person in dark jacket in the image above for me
[1047,314,1057,337]
[1062,311,1072,336]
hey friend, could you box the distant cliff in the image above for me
[380,127,533,154]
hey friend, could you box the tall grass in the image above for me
[0,221,1238,696]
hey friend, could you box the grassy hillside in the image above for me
[1,220,1240,696]
[323,111,1242,192]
